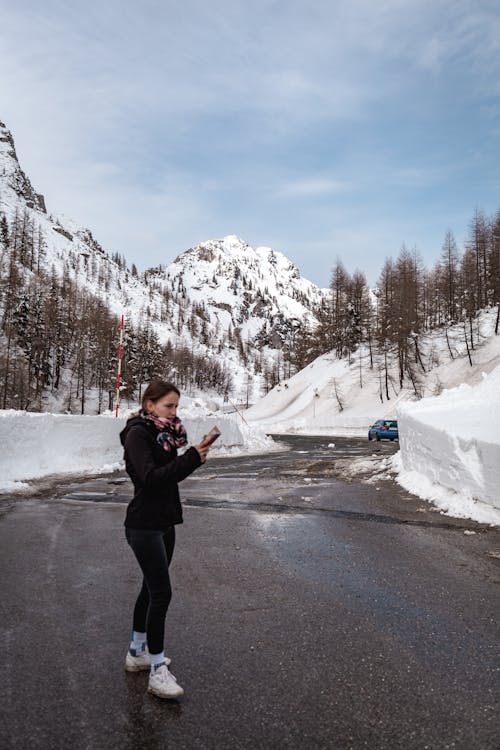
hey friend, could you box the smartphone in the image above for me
[203,426,221,445]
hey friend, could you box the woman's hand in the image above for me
[194,441,210,463]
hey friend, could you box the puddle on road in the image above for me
[66,491,105,497]
[61,492,127,503]
[187,475,264,483]
[185,496,482,531]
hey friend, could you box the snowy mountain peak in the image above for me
[171,234,306,291]
[0,121,15,153]
[163,234,326,347]
[0,121,46,213]
[174,235,252,264]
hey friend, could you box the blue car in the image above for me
[368,419,398,441]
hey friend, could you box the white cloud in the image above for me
[277,178,351,198]
[385,167,443,189]
[418,37,448,71]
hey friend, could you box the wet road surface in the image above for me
[1,436,499,749]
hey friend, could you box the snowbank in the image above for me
[0,409,274,492]
[0,411,123,487]
[395,366,500,524]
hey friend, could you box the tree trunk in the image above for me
[445,328,454,360]
[464,322,473,367]
[384,348,390,401]
[2,329,12,409]
[413,336,426,372]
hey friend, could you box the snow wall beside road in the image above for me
[0,410,248,488]
[396,365,500,514]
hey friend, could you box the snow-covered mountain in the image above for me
[0,119,328,402]
[160,235,325,347]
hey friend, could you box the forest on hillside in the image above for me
[280,208,500,396]
[0,210,234,412]
[0,206,499,413]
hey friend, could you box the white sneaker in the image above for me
[148,664,184,699]
[125,648,171,672]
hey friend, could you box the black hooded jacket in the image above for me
[120,414,202,530]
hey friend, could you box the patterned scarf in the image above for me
[141,410,188,453]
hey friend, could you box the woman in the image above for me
[120,380,211,699]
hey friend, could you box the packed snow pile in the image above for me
[394,365,500,524]
[0,411,123,490]
[0,405,274,493]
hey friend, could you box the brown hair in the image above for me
[141,380,180,410]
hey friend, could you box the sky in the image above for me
[1,0,499,286]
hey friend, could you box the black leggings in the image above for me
[125,527,176,655]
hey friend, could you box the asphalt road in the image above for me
[1,436,499,750]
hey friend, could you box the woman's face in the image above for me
[146,392,180,420]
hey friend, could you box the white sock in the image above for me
[129,631,147,655]
[149,651,166,673]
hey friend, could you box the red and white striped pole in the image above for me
[224,391,249,425]
[115,314,125,418]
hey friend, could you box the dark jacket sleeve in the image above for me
[125,427,202,489]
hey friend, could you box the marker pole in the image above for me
[115,314,124,417]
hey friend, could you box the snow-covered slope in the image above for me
[244,308,500,434]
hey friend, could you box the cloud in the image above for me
[277,178,351,198]
[418,37,449,72]
[414,2,500,81]
[385,167,444,189]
